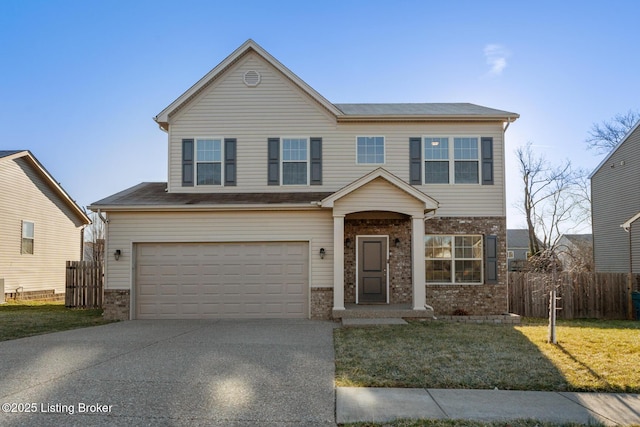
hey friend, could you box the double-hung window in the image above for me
[425,235,483,283]
[357,136,384,164]
[22,221,34,254]
[423,137,480,184]
[196,139,222,185]
[454,137,479,184]
[282,138,308,185]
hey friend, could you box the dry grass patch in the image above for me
[0,301,113,341]
[334,319,640,392]
[342,419,604,427]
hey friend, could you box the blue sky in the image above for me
[1,0,638,231]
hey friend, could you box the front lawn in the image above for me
[0,301,114,341]
[343,420,604,427]
[334,319,640,392]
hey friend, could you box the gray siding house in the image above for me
[591,121,640,274]
[506,229,530,271]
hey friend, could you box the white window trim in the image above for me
[195,137,224,187]
[424,234,484,284]
[281,137,310,186]
[422,136,481,185]
[355,136,386,165]
[21,220,35,255]
[507,250,515,259]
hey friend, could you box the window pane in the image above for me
[357,136,384,163]
[454,137,478,160]
[197,139,221,162]
[424,236,452,258]
[455,236,482,258]
[426,260,452,282]
[23,221,34,238]
[283,162,307,185]
[197,163,221,185]
[425,161,449,184]
[454,161,479,183]
[424,137,449,159]
[455,260,482,283]
[283,138,307,161]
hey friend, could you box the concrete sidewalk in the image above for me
[337,387,640,426]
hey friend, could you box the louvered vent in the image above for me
[243,70,261,87]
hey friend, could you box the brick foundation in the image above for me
[4,289,64,302]
[425,216,508,316]
[345,218,412,304]
[310,287,333,320]
[103,289,130,321]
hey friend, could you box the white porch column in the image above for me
[412,216,426,310]
[333,215,345,310]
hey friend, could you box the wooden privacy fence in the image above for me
[65,261,104,309]
[509,272,631,319]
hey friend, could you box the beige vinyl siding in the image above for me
[104,210,333,291]
[591,125,640,273]
[0,157,84,294]
[333,177,425,217]
[166,52,506,217]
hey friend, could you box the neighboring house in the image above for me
[83,239,105,261]
[89,40,519,321]
[507,229,532,271]
[591,120,640,274]
[556,234,593,271]
[0,150,91,300]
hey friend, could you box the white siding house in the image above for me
[90,40,519,320]
[0,150,90,299]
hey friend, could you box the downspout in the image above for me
[622,219,637,320]
[503,117,512,313]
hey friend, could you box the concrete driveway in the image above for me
[0,319,337,426]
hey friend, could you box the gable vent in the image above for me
[243,70,261,87]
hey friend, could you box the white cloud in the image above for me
[483,44,509,76]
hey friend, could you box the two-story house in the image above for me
[89,40,519,321]
[591,120,640,276]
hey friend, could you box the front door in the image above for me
[357,236,388,303]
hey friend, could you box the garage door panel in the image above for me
[135,242,309,319]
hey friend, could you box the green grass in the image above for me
[334,319,640,392]
[342,419,605,427]
[0,300,114,341]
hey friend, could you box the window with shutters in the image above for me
[423,136,482,184]
[282,138,308,185]
[424,235,483,283]
[356,136,385,164]
[22,221,34,255]
[196,139,222,185]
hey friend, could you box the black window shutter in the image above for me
[481,137,494,185]
[409,137,422,185]
[267,138,280,185]
[224,138,237,186]
[182,139,194,187]
[485,235,498,283]
[310,137,322,185]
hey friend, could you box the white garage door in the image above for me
[135,242,309,319]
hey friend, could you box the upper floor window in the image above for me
[282,138,308,185]
[424,235,483,283]
[196,139,222,185]
[357,136,385,164]
[423,136,480,184]
[22,221,34,254]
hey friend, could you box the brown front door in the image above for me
[357,236,388,303]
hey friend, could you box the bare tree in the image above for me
[586,109,639,154]
[84,212,105,262]
[516,143,583,270]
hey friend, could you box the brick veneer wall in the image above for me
[425,216,508,316]
[310,287,333,320]
[103,289,130,321]
[344,218,412,304]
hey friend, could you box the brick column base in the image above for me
[310,288,333,320]
[103,290,130,321]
